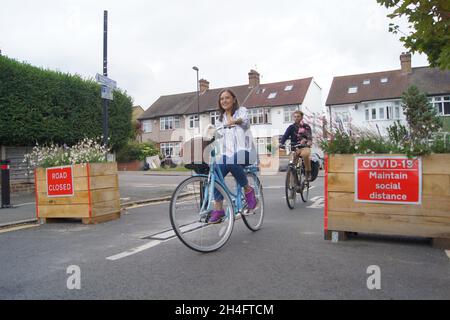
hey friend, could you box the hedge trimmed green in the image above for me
[0,55,132,150]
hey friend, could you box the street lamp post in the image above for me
[192,66,200,135]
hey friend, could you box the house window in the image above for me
[386,106,392,120]
[210,111,219,125]
[142,120,152,133]
[363,79,370,85]
[348,86,358,94]
[284,106,298,123]
[379,108,384,120]
[160,116,181,130]
[381,77,388,83]
[256,137,272,155]
[395,106,400,119]
[268,92,277,99]
[249,108,271,125]
[284,85,293,91]
[188,115,199,129]
[371,108,376,120]
[430,96,450,116]
[160,142,181,158]
[365,109,369,121]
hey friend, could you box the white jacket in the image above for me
[216,107,253,159]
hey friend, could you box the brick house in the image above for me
[138,70,323,165]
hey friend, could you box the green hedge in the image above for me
[0,55,132,150]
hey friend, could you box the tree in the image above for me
[377,0,450,70]
[401,85,442,144]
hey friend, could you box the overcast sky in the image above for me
[1,0,429,110]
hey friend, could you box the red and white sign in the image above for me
[355,156,422,204]
[46,166,74,197]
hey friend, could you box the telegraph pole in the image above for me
[102,10,109,146]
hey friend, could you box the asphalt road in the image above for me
[0,174,449,300]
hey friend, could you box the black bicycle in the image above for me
[282,143,310,209]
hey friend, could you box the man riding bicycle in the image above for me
[279,110,313,181]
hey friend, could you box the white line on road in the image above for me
[446,250,450,259]
[106,240,162,261]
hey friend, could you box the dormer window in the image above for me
[268,92,277,99]
[348,86,358,94]
[381,77,388,83]
[284,85,293,91]
[363,79,370,85]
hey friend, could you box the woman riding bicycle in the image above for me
[279,110,313,181]
[208,89,258,224]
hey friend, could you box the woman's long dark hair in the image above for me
[218,89,239,122]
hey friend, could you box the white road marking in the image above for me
[307,196,325,208]
[11,202,35,207]
[446,250,450,259]
[106,240,162,261]
[0,224,39,234]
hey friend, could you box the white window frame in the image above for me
[210,111,219,125]
[188,115,199,129]
[380,77,389,83]
[284,85,293,91]
[256,137,272,155]
[160,116,181,131]
[365,108,370,121]
[249,108,271,125]
[363,79,370,85]
[283,106,298,123]
[160,142,181,158]
[348,86,358,94]
[268,92,277,99]
[142,120,152,133]
[430,95,450,116]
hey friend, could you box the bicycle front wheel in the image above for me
[285,166,297,209]
[169,176,235,253]
[242,172,264,231]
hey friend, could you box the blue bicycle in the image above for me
[169,127,265,253]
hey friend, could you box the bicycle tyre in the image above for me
[242,172,264,231]
[285,166,297,209]
[299,171,310,202]
[169,175,235,253]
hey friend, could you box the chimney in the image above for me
[199,79,209,93]
[400,52,412,73]
[248,69,260,88]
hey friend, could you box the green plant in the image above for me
[377,0,450,70]
[23,137,109,168]
[401,86,443,145]
[116,140,160,162]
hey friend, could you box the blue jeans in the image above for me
[213,152,252,201]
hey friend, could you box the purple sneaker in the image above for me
[245,187,257,210]
[208,210,225,224]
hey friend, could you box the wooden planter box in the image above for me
[35,162,121,224]
[325,154,450,248]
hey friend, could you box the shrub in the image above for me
[116,140,160,162]
[0,55,132,151]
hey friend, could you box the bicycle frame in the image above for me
[192,128,258,217]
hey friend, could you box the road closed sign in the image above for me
[355,156,422,204]
[46,166,74,197]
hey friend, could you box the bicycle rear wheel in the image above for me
[169,176,235,253]
[299,171,310,202]
[242,172,264,231]
[285,166,297,209]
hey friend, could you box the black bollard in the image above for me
[1,159,12,208]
